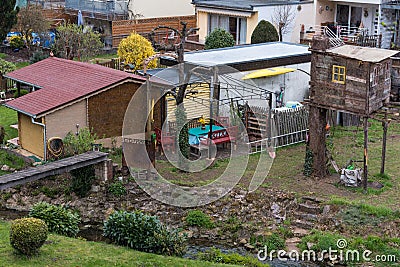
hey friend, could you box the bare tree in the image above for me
[16,4,50,54]
[272,5,296,42]
[126,0,144,20]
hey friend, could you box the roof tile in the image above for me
[5,57,145,116]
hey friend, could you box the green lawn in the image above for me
[0,150,25,175]
[0,220,237,267]
[0,105,18,141]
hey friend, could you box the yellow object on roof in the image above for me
[242,67,296,80]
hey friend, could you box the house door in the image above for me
[336,4,349,27]
[336,5,362,33]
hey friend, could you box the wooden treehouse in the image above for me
[310,36,398,115]
[308,36,399,189]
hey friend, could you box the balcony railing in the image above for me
[65,0,128,15]
[300,24,381,48]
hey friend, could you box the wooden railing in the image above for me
[95,58,123,70]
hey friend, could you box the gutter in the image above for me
[31,117,47,161]
[3,75,42,89]
[3,103,36,118]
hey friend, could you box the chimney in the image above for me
[311,35,329,52]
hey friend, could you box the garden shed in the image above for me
[4,57,146,160]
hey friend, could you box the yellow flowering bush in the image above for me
[117,32,157,70]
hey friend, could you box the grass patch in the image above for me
[87,53,118,62]
[15,62,29,69]
[298,230,399,266]
[198,247,267,267]
[0,220,238,267]
[0,149,25,175]
[0,105,18,141]
[326,197,400,219]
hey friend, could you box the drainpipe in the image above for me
[31,117,47,161]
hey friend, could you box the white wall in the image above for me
[219,63,311,109]
[129,0,194,19]
[255,3,315,43]
[245,63,310,108]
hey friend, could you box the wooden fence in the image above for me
[112,15,197,48]
[246,105,309,151]
[95,58,123,70]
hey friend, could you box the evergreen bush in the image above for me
[251,20,279,44]
[10,217,48,256]
[185,209,215,229]
[205,28,235,50]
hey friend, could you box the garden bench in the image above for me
[190,126,238,157]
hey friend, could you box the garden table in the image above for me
[188,125,224,145]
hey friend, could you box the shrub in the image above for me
[9,35,25,50]
[70,165,95,198]
[185,209,215,229]
[29,202,80,237]
[39,185,59,198]
[117,32,157,70]
[103,210,186,256]
[13,89,29,98]
[0,58,16,74]
[108,181,127,197]
[10,217,48,256]
[30,50,49,64]
[251,20,279,44]
[251,233,285,251]
[205,28,235,50]
[198,248,264,267]
[63,127,98,156]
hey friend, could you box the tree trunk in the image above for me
[308,106,328,177]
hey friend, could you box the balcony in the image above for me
[65,0,128,20]
[300,24,381,48]
[382,0,400,10]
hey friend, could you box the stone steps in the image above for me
[293,219,314,230]
[298,203,322,215]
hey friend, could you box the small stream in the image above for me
[0,209,314,267]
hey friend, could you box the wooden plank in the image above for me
[0,152,108,190]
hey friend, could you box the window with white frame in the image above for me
[208,14,247,44]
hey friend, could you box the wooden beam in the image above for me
[381,110,389,175]
[0,151,108,190]
[363,116,368,193]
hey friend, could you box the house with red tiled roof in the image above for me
[4,57,147,159]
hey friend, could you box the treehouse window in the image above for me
[332,65,346,84]
[372,66,379,86]
[385,62,390,81]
